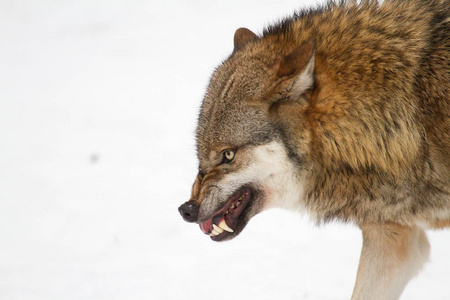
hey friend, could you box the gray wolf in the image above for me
[178,1,449,298]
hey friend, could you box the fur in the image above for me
[180,0,449,298]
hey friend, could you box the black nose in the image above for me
[178,201,199,223]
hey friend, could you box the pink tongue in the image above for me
[199,218,213,234]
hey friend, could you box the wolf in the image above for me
[178,0,449,299]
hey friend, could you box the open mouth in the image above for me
[199,187,253,241]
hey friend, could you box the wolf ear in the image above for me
[277,39,315,97]
[234,28,259,52]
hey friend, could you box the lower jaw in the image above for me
[210,230,232,241]
[200,188,253,240]
[208,206,247,241]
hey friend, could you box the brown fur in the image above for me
[266,0,449,225]
[197,1,450,224]
[182,0,449,298]
[431,220,450,229]
[196,0,449,226]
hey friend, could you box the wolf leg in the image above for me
[351,224,430,300]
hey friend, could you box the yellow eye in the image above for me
[223,150,235,163]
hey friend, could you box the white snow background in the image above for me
[1,0,449,299]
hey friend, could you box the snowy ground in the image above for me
[1,0,449,299]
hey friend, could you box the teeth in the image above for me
[231,203,235,209]
[212,224,223,233]
[218,219,234,232]
[236,201,241,207]
[239,194,246,201]
[211,229,220,236]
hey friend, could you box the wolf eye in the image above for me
[222,150,235,164]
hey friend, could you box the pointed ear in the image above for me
[233,28,259,52]
[277,39,315,96]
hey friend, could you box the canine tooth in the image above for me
[211,229,220,235]
[212,224,224,233]
[239,194,246,200]
[218,219,234,232]
[236,201,241,207]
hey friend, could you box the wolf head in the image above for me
[179,28,315,241]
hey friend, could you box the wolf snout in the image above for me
[178,201,199,223]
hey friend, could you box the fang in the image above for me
[218,219,234,232]
[213,224,224,233]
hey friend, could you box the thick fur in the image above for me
[196,0,449,226]
[185,0,449,299]
[268,0,450,226]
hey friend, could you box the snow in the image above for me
[0,0,449,299]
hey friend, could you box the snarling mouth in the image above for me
[199,187,253,241]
